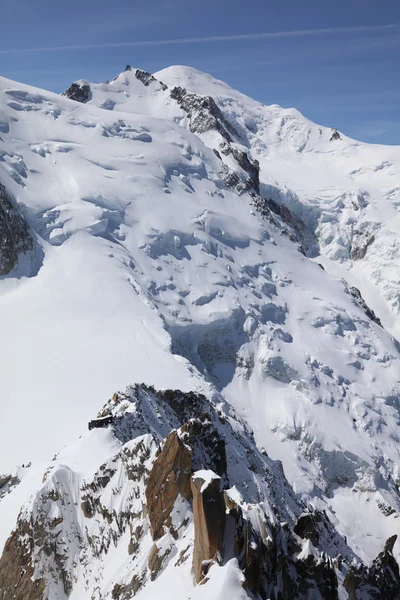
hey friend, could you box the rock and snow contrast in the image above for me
[0,64,400,599]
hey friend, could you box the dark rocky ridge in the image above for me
[134,68,167,90]
[344,535,400,599]
[251,192,318,255]
[0,182,34,275]
[170,85,237,142]
[219,141,260,194]
[62,81,92,103]
[348,285,382,326]
[350,225,377,260]
[330,128,342,141]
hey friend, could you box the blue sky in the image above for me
[1,0,399,144]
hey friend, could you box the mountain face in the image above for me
[0,65,400,599]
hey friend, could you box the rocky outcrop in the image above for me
[146,430,192,540]
[225,497,266,595]
[0,471,21,500]
[294,553,339,600]
[180,416,227,477]
[0,474,11,489]
[1,384,398,599]
[191,471,226,583]
[170,86,236,142]
[134,69,167,90]
[330,128,341,141]
[0,521,45,600]
[219,162,243,191]
[62,81,91,103]
[294,512,321,546]
[350,227,376,260]
[348,286,382,326]
[223,493,340,599]
[0,183,33,275]
[220,142,260,194]
[344,535,400,600]
[148,542,172,581]
[251,193,317,255]
[215,147,316,254]
[123,65,167,90]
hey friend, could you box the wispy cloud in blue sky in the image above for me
[0,0,399,144]
[0,23,398,54]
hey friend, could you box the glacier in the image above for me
[0,64,399,599]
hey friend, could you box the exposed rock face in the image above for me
[229,506,266,595]
[344,535,400,600]
[348,286,382,326]
[146,430,192,540]
[295,554,339,600]
[217,159,316,254]
[251,193,317,255]
[220,142,260,194]
[0,474,11,489]
[224,496,340,599]
[294,512,321,546]
[148,543,172,581]
[62,81,91,103]
[0,471,21,500]
[0,521,45,600]
[170,86,236,142]
[134,69,167,90]
[180,416,227,477]
[0,183,33,275]
[191,471,226,583]
[330,128,341,141]
[350,227,376,260]
[1,384,398,599]
[219,162,243,191]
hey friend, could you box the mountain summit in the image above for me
[0,65,399,599]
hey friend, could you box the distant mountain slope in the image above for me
[74,64,400,330]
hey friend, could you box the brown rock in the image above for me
[0,522,45,600]
[111,575,144,599]
[145,431,192,540]
[148,543,172,581]
[112,583,122,598]
[148,544,161,579]
[191,471,226,583]
[81,496,95,518]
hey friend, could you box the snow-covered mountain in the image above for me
[0,64,400,599]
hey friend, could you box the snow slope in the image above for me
[82,65,400,331]
[0,65,399,598]
[155,66,400,332]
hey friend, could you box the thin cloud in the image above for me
[0,23,398,55]
[206,33,400,74]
